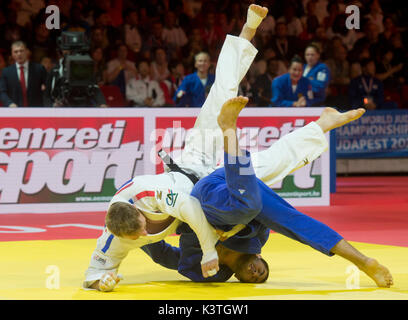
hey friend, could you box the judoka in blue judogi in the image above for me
[303,61,330,106]
[271,56,315,107]
[271,73,314,107]
[173,52,215,109]
[303,44,331,106]
[142,149,344,282]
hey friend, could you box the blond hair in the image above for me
[194,51,210,62]
[11,40,27,50]
[105,202,143,237]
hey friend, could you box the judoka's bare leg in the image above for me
[239,5,268,41]
[177,5,267,177]
[194,3,267,131]
[217,96,249,157]
[331,239,394,287]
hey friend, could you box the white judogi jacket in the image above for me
[83,171,219,287]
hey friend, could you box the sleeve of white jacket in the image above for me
[154,189,219,265]
[83,229,131,288]
[178,196,219,265]
[152,81,165,107]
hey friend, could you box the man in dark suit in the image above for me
[0,41,47,107]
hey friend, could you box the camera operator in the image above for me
[44,32,108,108]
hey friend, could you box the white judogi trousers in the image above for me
[175,35,328,186]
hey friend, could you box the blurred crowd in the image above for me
[0,0,407,109]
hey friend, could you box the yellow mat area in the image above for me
[1,234,407,300]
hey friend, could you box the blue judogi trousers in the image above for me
[191,151,344,257]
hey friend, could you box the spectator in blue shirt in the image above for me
[271,55,314,107]
[303,43,331,106]
[349,58,398,110]
[173,52,215,107]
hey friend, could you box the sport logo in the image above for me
[0,120,126,150]
[94,255,107,265]
[166,189,178,207]
[0,119,144,204]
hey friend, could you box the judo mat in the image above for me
[1,176,407,300]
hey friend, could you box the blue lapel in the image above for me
[304,62,320,78]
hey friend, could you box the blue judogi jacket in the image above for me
[303,62,330,106]
[141,151,270,282]
[141,221,270,283]
[173,72,215,107]
[271,73,313,107]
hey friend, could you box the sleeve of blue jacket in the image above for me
[177,223,234,282]
[140,240,181,270]
[271,76,295,107]
[308,63,331,91]
[173,75,191,105]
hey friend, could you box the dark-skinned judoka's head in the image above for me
[106,202,147,239]
[234,254,269,283]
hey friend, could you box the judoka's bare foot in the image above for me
[239,5,268,40]
[217,96,248,131]
[331,239,393,288]
[248,4,268,24]
[315,107,366,133]
[360,258,394,288]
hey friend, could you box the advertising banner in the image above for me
[0,108,330,213]
[336,110,408,158]
[0,109,147,213]
[154,108,330,207]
